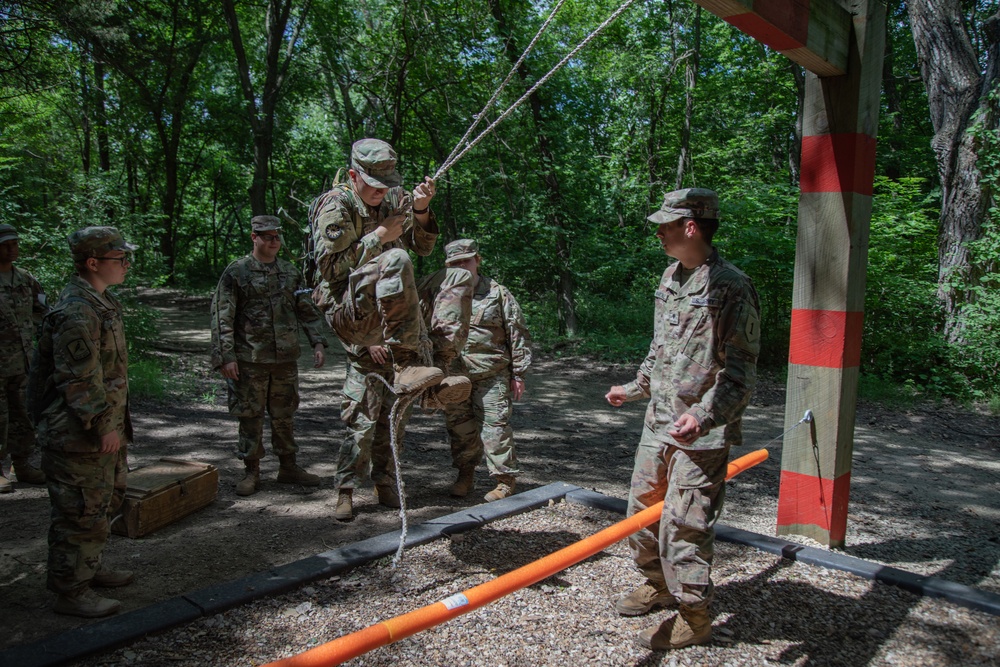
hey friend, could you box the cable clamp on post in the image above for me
[802,410,813,423]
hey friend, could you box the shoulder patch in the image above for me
[325,224,344,241]
[66,338,91,362]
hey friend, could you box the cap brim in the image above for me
[446,252,477,265]
[647,210,685,225]
[357,168,402,189]
[0,233,18,244]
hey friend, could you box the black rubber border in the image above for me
[0,482,578,667]
[5,483,997,667]
[563,488,1000,617]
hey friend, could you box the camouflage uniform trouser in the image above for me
[444,372,519,477]
[1,373,36,462]
[336,362,413,489]
[626,426,728,610]
[330,249,472,364]
[226,362,299,461]
[42,446,128,595]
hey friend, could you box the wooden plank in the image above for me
[694,0,851,76]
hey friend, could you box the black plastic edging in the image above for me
[0,482,582,667]
[563,488,1000,618]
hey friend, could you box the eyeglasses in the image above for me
[255,233,282,243]
[94,255,131,266]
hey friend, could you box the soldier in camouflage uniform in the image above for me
[0,224,49,492]
[606,189,760,650]
[309,139,472,521]
[31,227,136,618]
[427,240,532,503]
[211,215,329,497]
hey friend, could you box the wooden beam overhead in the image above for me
[694,0,852,76]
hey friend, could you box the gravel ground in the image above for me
[77,502,999,667]
[5,290,998,666]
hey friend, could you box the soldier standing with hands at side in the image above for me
[31,227,136,618]
[211,215,329,497]
[606,189,760,650]
[0,223,48,492]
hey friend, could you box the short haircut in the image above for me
[693,217,718,245]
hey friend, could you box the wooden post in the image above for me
[777,1,885,547]
[692,0,885,547]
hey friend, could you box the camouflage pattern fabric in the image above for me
[1,266,48,461]
[335,353,413,489]
[226,361,300,460]
[445,373,519,476]
[210,255,327,368]
[42,446,128,595]
[621,250,760,451]
[416,267,474,364]
[33,275,133,453]
[442,273,531,474]
[32,273,131,595]
[308,183,438,357]
[621,249,760,610]
[626,427,727,610]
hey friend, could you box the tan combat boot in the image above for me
[276,454,321,487]
[450,465,477,498]
[0,469,12,494]
[375,482,401,509]
[484,474,515,502]
[615,581,678,616]
[392,353,443,397]
[12,458,46,484]
[53,588,121,618]
[638,606,713,650]
[92,567,135,588]
[235,459,260,497]
[335,489,354,521]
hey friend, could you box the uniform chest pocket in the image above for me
[679,301,720,370]
[102,312,127,361]
[473,301,502,327]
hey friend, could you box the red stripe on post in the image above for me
[800,133,878,195]
[777,469,850,543]
[725,12,805,51]
[788,309,863,368]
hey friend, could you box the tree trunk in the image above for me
[487,0,576,336]
[908,0,1000,342]
[675,7,700,189]
[222,0,311,217]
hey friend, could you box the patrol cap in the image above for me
[251,215,282,233]
[444,239,479,265]
[0,223,18,244]
[647,188,720,225]
[68,226,137,260]
[351,139,402,189]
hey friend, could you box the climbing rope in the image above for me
[364,372,427,568]
[438,0,569,172]
[434,0,642,179]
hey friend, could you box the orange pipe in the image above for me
[265,448,769,667]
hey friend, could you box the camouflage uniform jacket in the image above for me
[0,266,48,377]
[308,183,438,306]
[33,275,132,453]
[460,275,531,381]
[623,250,760,451]
[211,255,327,368]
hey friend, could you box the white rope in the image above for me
[365,371,425,568]
[434,0,642,179]
[439,0,569,171]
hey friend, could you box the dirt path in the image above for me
[2,289,998,656]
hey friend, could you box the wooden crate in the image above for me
[111,458,218,538]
